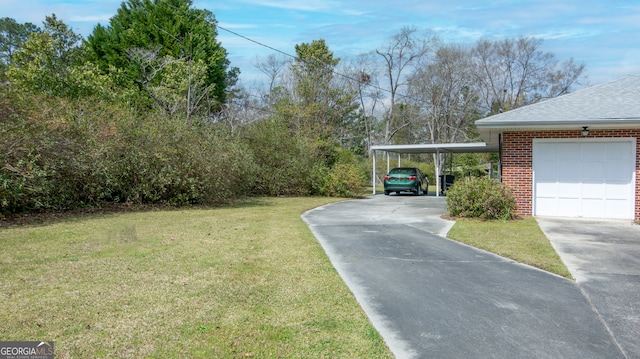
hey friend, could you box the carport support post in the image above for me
[372,150,377,195]
[387,152,390,174]
[435,149,440,197]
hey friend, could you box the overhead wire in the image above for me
[159,0,421,103]
[154,3,438,119]
[215,23,424,103]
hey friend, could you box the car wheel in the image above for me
[384,191,390,195]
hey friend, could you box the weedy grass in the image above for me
[0,197,393,358]
[447,217,573,279]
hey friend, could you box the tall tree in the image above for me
[285,39,358,140]
[86,0,233,110]
[344,53,385,154]
[408,44,481,175]
[255,53,289,96]
[0,17,40,79]
[375,27,438,144]
[409,44,480,145]
[471,37,585,114]
[7,14,110,98]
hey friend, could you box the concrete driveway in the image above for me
[537,217,640,359]
[302,195,630,359]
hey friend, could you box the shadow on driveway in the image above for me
[303,196,627,359]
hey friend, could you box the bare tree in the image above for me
[375,27,438,144]
[127,47,179,114]
[408,44,480,175]
[214,87,265,135]
[127,47,217,120]
[254,53,289,94]
[410,45,479,144]
[343,53,385,153]
[471,37,585,115]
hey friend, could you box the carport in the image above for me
[370,142,500,196]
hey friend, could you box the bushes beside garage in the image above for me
[446,176,517,220]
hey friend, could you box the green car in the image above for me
[383,167,428,196]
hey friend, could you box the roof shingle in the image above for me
[476,74,640,127]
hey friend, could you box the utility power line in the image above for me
[162,0,422,103]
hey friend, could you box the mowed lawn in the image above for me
[447,217,572,279]
[0,198,393,358]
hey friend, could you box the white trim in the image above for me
[370,142,498,154]
[532,137,636,219]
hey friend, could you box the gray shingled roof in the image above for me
[475,74,640,145]
[476,74,640,127]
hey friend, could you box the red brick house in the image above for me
[476,74,640,220]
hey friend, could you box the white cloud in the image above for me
[218,23,258,29]
[69,14,113,23]
[235,0,338,12]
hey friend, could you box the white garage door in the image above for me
[533,139,636,219]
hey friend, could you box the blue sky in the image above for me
[2,0,639,87]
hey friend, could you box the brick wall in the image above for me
[501,129,640,220]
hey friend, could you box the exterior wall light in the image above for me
[582,126,590,136]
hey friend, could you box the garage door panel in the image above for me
[535,182,558,197]
[606,201,631,219]
[557,198,581,216]
[607,142,632,159]
[535,198,557,216]
[606,183,632,199]
[557,162,582,180]
[557,182,581,197]
[606,162,632,181]
[581,182,606,198]
[557,143,581,159]
[582,162,605,181]
[582,199,606,218]
[582,144,607,160]
[533,140,634,219]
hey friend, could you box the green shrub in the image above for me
[243,119,313,196]
[243,120,367,198]
[0,89,255,215]
[446,176,517,220]
[321,162,367,197]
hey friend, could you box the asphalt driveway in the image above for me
[302,195,630,359]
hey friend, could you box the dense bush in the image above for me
[318,147,367,197]
[242,120,367,197]
[446,176,517,220]
[0,89,255,215]
[1,87,369,217]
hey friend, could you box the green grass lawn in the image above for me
[447,217,573,279]
[0,197,393,358]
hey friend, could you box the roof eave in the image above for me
[475,118,640,130]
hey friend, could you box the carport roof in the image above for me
[370,142,499,154]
